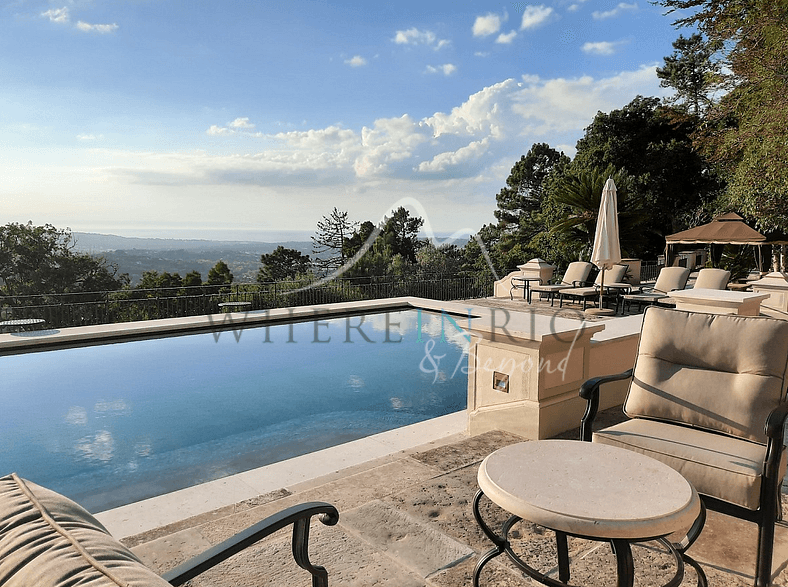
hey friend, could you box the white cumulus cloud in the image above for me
[229,117,255,129]
[426,64,457,76]
[582,40,628,55]
[473,13,503,37]
[395,28,435,45]
[496,31,518,44]
[345,55,367,67]
[42,7,69,23]
[593,3,638,20]
[394,28,450,50]
[76,21,119,33]
[207,125,231,136]
[520,5,554,30]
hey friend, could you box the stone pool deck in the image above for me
[120,406,788,587]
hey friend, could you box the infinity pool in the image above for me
[0,309,470,511]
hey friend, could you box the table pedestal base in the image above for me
[472,490,707,587]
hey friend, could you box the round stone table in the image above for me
[473,440,706,587]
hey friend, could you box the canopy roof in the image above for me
[666,213,766,245]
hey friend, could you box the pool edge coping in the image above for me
[95,410,468,539]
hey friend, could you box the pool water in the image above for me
[0,309,470,511]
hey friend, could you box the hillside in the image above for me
[73,232,313,285]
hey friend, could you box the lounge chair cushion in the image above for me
[0,473,168,587]
[593,418,785,510]
[624,309,788,443]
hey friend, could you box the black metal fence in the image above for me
[0,274,492,329]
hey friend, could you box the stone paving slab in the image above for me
[129,425,788,586]
[341,499,474,578]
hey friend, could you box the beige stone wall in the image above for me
[467,323,640,440]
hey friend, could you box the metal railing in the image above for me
[0,274,492,329]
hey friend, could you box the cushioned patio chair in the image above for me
[557,264,628,311]
[579,307,788,587]
[693,267,731,290]
[621,266,690,312]
[0,473,339,587]
[530,261,593,306]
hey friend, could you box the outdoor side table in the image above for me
[218,301,252,312]
[510,277,542,302]
[0,318,46,333]
[473,440,706,587]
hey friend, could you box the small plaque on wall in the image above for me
[493,371,509,393]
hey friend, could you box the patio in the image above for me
[122,407,788,586]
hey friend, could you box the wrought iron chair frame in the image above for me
[579,369,788,587]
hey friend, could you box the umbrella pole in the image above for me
[586,266,616,316]
[599,267,605,309]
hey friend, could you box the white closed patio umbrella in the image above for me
[589,177,622,315]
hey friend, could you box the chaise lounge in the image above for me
[529,261,593,306]
[0,473,339,586]
[621,266,690,312]
[557,264,628,311]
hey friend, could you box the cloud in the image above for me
[93,65,667,236]
[345,55,367,67]
[229,117,255,129]
[520,5,554,30]
[592,3,638,20]
[582,40,628,55]
[567,0,590,12]
[207,125,232,136]
[473,13,503,37]
[76,21,119,33]
[418,138,491,173]
[41,6,118,33]
[41,7,69,23]
[426,64,457,76]
[496,31,518,44]
[394,28,451,50]
[76,134,103,141]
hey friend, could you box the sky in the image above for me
[1,0,694,242]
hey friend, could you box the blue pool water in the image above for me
[0,309,470,511]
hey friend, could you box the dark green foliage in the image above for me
[655,0,788,233]
[0,222,128,297]
[312,208,357,274]
[183,271,202,287]
[549,166,647,261]
[657,33,722,115]
[206,260,233,285]
[572,96,721,253]
[257,246,312,282]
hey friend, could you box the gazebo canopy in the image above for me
[665,212,766,245]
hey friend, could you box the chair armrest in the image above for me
[579,369,633,442]
[163,502,339,587]
[764,402,788,439]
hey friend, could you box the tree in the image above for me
[494,143,570,227]
[379,207,424,264]
[572,96,721,253]
[657,33,722,116]
[257,246,312,282]
[312,208,357,274]
[0,222,128,296]
[655,0,788,232]
[183,271,202,287]
[549,166,647,261]
[492,143,571,272]
[206,261,233,285]
[416,242,463,275]
[137,271,183,289]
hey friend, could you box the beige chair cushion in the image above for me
[593,419,786,510]
[0,473,168,587]
[625,308,788,443]
[693,268,731,290]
